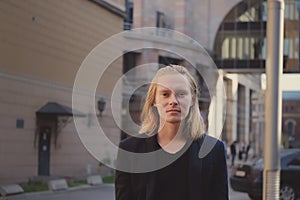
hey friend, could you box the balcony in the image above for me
[215,59,265,72]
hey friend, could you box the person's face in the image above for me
[154,73,194,124]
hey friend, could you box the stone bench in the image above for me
[0,184,24,196]
[87,175,103,185]
[48,179,68,191]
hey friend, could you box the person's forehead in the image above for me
[155,74,190,90]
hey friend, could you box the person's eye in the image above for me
[162,93,168,97]
[177,92,186,97]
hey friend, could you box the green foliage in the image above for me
[21,175,114,193]
[21,182,48,193]
[68,179,87,187]
[102,175,115,184]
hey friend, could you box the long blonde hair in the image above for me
[139,65,205,139]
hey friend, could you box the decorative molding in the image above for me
[89,0,126,18]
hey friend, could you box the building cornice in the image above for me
[89,0,126,18]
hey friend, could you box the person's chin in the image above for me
[166,117,182,123]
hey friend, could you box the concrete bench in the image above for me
[48,179,68,191]
[0,184,24,196]
[87,175,103,185]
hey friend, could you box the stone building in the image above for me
[282,91,300,148]
[122,0,300,157]
[0,0,125,184]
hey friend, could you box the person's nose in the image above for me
[169,93,178,105]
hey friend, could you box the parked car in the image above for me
[230,149,300,200]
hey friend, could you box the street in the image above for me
[0,183,251,200]
[229,186,251,200]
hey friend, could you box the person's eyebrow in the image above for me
[157,88,171,93]
[156,85,170,91]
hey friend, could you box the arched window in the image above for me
[214,0,299,72]
[285,119,296,136]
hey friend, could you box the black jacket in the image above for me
[115,134,228,200]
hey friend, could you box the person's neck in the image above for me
[157,122,186,153]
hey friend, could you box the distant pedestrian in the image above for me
[230,141,237,167]
[244,143,251,162]
[238,143,245,161]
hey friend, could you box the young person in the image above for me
[115,65,228,200]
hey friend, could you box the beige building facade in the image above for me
[0,0,125,184]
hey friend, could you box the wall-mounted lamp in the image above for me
[98,98,106,117]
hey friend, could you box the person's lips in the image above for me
[166,109,181,113]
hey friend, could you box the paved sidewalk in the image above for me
[0,184,115,200]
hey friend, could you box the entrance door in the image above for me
[38,127,51,176]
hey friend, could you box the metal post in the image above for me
[297,0,300,69]
[264,0,284,199]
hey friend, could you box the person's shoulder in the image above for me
[194,134,225,150]
[194,133,220,142]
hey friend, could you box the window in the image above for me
[124,0,133,30]
[156,11,166,28]
[213,0,300,72]
[286,120,296,136]
[158,56,182,67]
[288,155,300,168]
[123,52,139,74]
[16,119,24,129]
